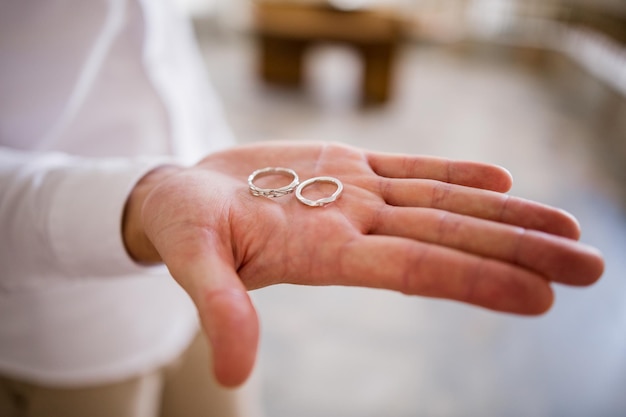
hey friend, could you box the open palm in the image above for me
[135,142,604,387]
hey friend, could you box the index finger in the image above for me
[337,234,555,315]
[367,152,513,192]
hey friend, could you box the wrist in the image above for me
[122,165,183,264]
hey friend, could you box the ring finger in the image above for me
[378,178,581,239]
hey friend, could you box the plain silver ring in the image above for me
[295,176,343,207]
[248,167,300,198]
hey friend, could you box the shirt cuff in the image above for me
[48,156,177,278]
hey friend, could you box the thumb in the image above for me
[159,231,260,388]
[195,266,259,387]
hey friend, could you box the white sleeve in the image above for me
[0,147,173,291]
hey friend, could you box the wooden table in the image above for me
[254,1,406,105]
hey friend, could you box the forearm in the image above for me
[122,164,184,264]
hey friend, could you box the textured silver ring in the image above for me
[295,176,343,207]
[248,167,300,198]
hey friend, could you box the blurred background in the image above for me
[182,1,625,416]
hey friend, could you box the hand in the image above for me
[123,142,604,387]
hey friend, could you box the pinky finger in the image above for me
[367,152,513,192]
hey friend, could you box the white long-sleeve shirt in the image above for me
[0,0,234,386]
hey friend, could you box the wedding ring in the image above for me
[295,176,343,207]
[248,167,300,198]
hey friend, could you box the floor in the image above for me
[198,32,626,417]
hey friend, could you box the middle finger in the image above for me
[369,206,603,286]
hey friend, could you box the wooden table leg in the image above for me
[359,42,397,105]
[259,35,308,88]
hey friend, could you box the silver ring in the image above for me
[248,167,299,198]
[295,176,343,207]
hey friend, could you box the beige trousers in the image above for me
[0,332,263,417]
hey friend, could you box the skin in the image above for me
[122,141,604,387]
